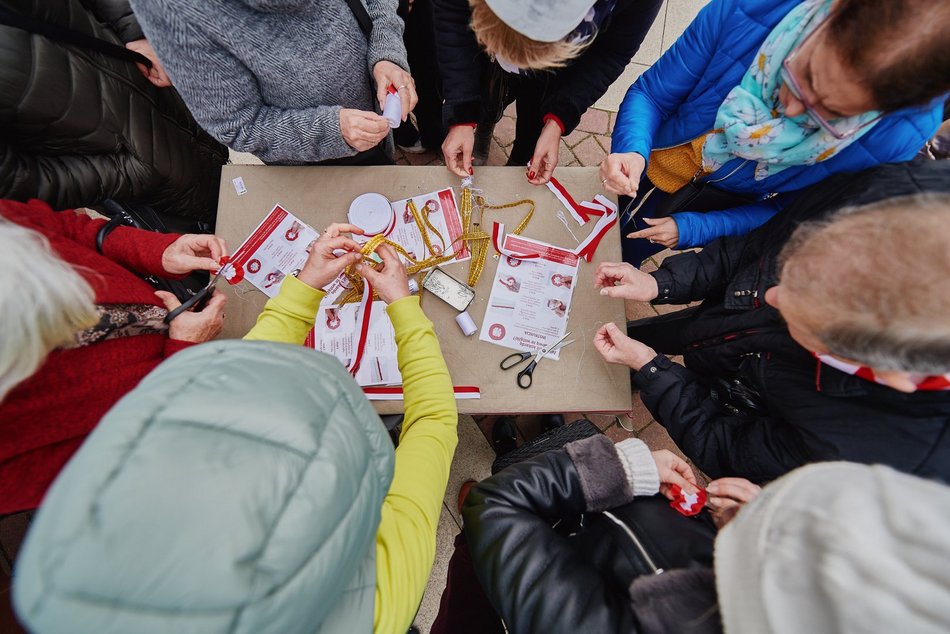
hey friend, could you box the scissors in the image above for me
[500,332,575,389]
[163,264,228,325]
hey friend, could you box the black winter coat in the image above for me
[463,437,720,634]
[430,0,663,131]
[637,160,950,483]
[0,0,227,222]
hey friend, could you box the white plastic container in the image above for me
[348,193,396,240]
[382,85,402,129]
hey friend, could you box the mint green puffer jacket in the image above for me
[13,340,394,633]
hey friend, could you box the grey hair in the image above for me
[0,219,99,401]
[778,194,950,374]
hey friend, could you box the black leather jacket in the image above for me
[637,160,950,483]
[0,0,227,221]
[462,437,720,634]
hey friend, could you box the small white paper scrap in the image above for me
[232,176,247,196]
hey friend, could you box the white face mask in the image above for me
[494,54,523,75]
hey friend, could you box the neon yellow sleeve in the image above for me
[373,296,458,634]
[242,275,325,344]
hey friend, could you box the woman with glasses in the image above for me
[601,0,949,267]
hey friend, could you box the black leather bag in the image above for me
[653,178,759,218]
[95,199,211,304]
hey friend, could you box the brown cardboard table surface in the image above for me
[216,165,631,414]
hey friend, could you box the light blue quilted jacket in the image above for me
[13,340,394,634]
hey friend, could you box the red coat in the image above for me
[0,199,192,514]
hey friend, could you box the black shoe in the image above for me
[491,417,518,456]
[540,413,565,434]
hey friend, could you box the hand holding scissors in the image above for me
[500,332,575,389]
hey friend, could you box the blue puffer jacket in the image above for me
[611,0,943,248]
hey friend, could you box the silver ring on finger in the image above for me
[397,84,408,90]
[602,178,608,184]
[648,239,655,244]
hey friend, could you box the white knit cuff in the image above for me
[614,439,660,497]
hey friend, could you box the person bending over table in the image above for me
[594,161,950,483]
[12,226,458,633]
[601,0,950,267]
[129,0,417,165]
[433,0,662,181]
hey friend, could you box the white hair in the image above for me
[0,219,98,401]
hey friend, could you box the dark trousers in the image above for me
[401,0,446,150]
[626,306,701,355]
[430,532,505,634]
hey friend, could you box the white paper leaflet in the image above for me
[385,188,470,265]
[479,234,580,360]
[305,300,402,387]
[225,204,319,298]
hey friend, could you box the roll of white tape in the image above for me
[455,310,478,337]
[348,193,396,239]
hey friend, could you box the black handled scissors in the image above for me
[500,332,575,389]
[163,265,228,325]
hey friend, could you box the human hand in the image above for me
[526,120,561,185]
[593,322,657,371]
[652,450,699,500]
[162,234,228,275]
[593,262,658,301]
[628,217,679,248]
[372,60,417,118]
[297,223,364,290]
[357,244,410,304]
[600,152,646,197]
[156,290,226,343]
[706,477,762,529]
[442,125,475,178]
[340,109,391,152]
[125,38,171,88]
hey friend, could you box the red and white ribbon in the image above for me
[573,209,618,262]
[347,279,375,376]
[491,222,540,260]
[547,177,590,224]
[363,386,481,400]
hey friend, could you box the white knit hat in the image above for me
[715,462,950,634]
[484,0,596,42]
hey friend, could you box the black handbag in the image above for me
[94,199,211,307]
[654,178,759,217]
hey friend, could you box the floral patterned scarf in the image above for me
[702,0,881,181]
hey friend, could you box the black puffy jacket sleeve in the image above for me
[82,0,144,42]
[634,355,811,482]
[462,449,641,633]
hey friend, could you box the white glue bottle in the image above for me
[382,85,402,129]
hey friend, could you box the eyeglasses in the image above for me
[780,17,881,140]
